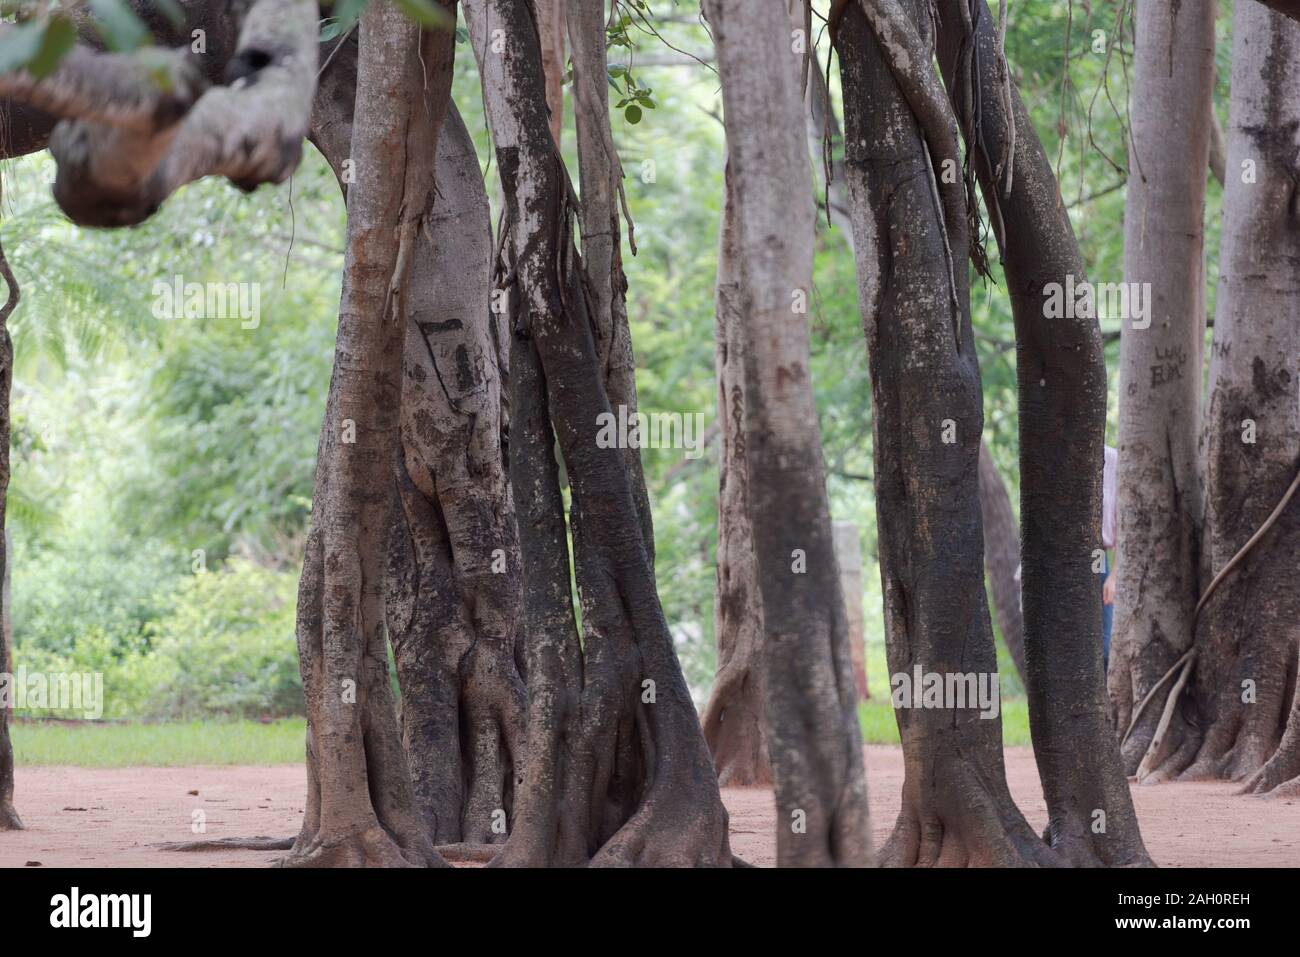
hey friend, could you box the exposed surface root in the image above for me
[277,825,447,869]
[157,835,293,852]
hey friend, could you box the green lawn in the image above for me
[8,703,1030,769]
[11,718,305,767]
[859,697,1031,746]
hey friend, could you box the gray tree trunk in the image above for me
[464,0,731,867]
[1194,1,1300,790]
[708,0,870,867]
[0,243,19,831]
[1108,0,1215,782]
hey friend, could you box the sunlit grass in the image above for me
[11,719,305,767]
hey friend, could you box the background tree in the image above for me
[706,0,870,866]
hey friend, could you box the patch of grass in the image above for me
[859,697,1031,747]
[11,718,305,767]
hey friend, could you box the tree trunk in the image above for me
[1107,0,1215,782]
[835,0,1048,868]
[464,0,731,867]
[834,523,869,700]
[284,0,454,868]
[1193,1,1300,790]
[700,180,771,787]
[538,0,567,145]
[932,0,1151,864]
[0,237,19,831]
[977,441,1026,685]
[708,0,870,867]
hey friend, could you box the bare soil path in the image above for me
[2,747,1294,867]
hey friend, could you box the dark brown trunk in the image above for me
[0,230,18,832]
[836,0,1049,867]
[933,0,1150,864]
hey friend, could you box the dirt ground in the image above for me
[2,746,1294,867]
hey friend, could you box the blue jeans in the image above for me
[1099,553,1113,670]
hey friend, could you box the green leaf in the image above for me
[624,103,642,125]
[28,15,77,78]
[88,0,151,52]
[319,17,345,41]
[0,20,46,74]
[394,0,454,30]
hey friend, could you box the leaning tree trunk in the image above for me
[1106,0,1214,783]
[707,0,870,867]
[835,0,1050,868]
[932,0,1150,865]
[1194,1,1300,791]
[308,31,527,851]
[284,1,454,868]
[463,0,731,867]
[0,229,18,832]
[977,441,1026,685]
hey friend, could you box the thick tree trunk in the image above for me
[708,0,869,867]
[1193,2,1300,790]
[385,105,526,845]
[836,0,1047,868]
[700,184,771,787]
[931,0,1150,864]
[284,0,454,868]
[0,237,18,831]
[1107,0,1215,782]
[464,0,730,867]
[308,29,527,850]
[977,441,1026,685]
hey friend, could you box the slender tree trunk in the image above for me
[836,0,1047,867]
[0,237,19,831]
[284,1,454,868]
[834,523,869,700]
[977,441,1026,685]
[701,185,771,786]
[931,0,1150,864]
[1194,1,1300,790]
[1107,0,1215,782]
[464,0,731,867]
[708,0,870,867]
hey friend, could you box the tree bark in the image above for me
[463,0,730,867]
[0,228,18,831]
[308,26,528,851]
[977,441,1026,685]
[709,0,870,867]
[931,0,1150,864]
[700,159,771,788]
[1107,0,1215,782]
[836,0,1048,868]
[537,0,567,145]
[284,0,454,868]
[1193,1,1300,790]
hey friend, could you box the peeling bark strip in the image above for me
[707,0,869,867]
[285,0,455,869]
[1108,0,1214,782]
[701,180,770,788]
[931,0,1148,864]
[39,0,318,227]
[0,210,19,832]
[836,0,1048,868]
[1195,2,1300,793]
[464,0,731,867]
